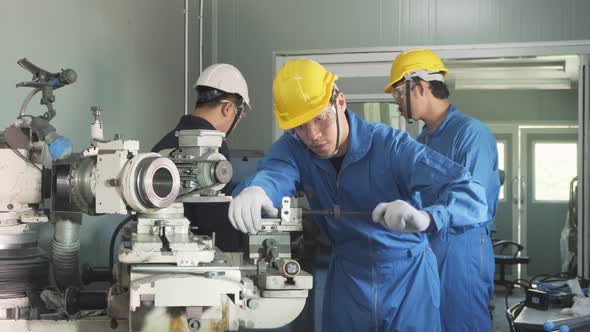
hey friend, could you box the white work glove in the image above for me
[229,186,278,235]
[371,200,431,233]
[561,296,590,317]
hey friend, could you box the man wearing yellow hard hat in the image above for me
[228,59,488,331]
[385,49,500,332]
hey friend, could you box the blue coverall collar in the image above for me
[343,109,372,164]
[308,109,372,174]
[423,104,457,137]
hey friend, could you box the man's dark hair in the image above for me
[411,72,450,100]
[195,86,243,109]
[429,80,450,99]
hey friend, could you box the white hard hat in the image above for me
[194,64,251,111]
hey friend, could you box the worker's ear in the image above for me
[335,92,347,113]
[416,80,429,97]
[220,101,234,118]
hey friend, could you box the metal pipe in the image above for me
[51,218,81,289]
[184,0,189,115]
[301,206,371,219]
[54,218,80,243]
[81,264,112,285]
[275,258,301,278]
[199,0,203,74]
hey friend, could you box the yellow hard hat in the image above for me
[384,49,448,93]
[273,59,338,130]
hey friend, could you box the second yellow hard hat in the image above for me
[384,49,448,93]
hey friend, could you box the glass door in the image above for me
[520,126,578,277]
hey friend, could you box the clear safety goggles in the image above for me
[391,70,445,104]
[291,104,337,138]
[220,99,250,122]
[390,81,416,104]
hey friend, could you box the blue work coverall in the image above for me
[236,110,487,331]
[417,105,500,332]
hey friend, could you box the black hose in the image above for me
[108,215,135,280]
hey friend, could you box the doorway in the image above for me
[490,124,578,278]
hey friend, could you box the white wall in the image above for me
[205,0,590,150]
[0,0,193,267]
[0,0,188,151]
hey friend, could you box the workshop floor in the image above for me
[245,273,526,332]
[492,286,525,332]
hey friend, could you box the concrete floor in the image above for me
[268,283,528,332]
[256,270,530,332]
[492,286,526,332]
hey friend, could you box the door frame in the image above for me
[579,55,589,277]
[467,123,578,279]
[488,123,519,251]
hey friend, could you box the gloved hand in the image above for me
[561,296,590,317]
[229,186,278,235]
[371,200,431,233]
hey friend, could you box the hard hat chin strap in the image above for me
[326,104,340,159]
[327,85,342,158]
[224,101,244,138]
[405,79,414,124]
[225,109,241,137]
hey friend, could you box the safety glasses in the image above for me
[292,104,337,138]
[390,81,416,104]
[220,99,249,122]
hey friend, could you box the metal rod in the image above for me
[301,207,371,219]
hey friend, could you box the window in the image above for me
[533,142,577,201]
[362,103,380,123]
[386,104,403,130]
[359,102,404,130]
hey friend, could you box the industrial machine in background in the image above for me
[561,176,578,274]
[0,59,311,331]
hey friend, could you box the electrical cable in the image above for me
[108,214,135,281]
[19,87,41,118]
[4,140,42,172]
[502,270,590,331]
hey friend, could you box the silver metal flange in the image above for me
[121,153,180,212]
